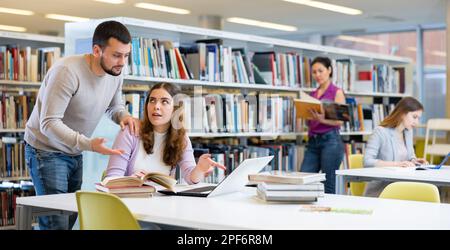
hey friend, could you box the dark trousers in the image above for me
[300,130,344,194]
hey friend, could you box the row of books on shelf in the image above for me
[0,138,28,178]
[252,51,312,87]
[127,37,307,88]
[126,37,407,94]
[370,64,405,94]
[332,60,406,94]
[0,41,406,95]
[126,91,394,135]
[0,181,34,227]
[0,93,35,129]
[125,92,300,134]
[0,92,405,139]
[341,98,395,132]
[0,45,61,82]
[181,143,305,184]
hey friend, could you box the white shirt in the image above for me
[133,131,172,175]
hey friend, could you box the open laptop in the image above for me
[416,153,450,170]
[158,156,274,198]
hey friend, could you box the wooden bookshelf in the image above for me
[0,225,16,230]
[0,32,63,207]
[1,32,62,137]
[0,30,63,83]
[0,80,41,88]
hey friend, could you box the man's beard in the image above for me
[100,57,122,76]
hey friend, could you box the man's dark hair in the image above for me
[92,21,131,48]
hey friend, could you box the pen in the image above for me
[299,205,373,215]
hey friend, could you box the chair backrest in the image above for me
[424,118,450,163]
[426,119,450,131]
[379,182,440,203]
[76,191,141,230]
[348,154,366,196]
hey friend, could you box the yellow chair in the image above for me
[379,182,441,203]
[415,138,444,165]
[75,191,141,230]
[348,154,366,196]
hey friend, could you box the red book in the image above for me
[174,48,188,80]
[0,52,4,79]
[10,47,19,81]
[358,71,372,81]
[270,53,275,86]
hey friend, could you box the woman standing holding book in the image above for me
[106,82,225,184]
[300,57,346,194]
[363,97,427,197]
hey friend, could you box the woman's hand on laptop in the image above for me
[396,161,416,168]
[412,158,429,165]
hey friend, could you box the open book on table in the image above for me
[98,172,177,192]
[294,91,350,121]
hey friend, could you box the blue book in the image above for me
[147,47,153,76]
[131,37,141,76]
[139,95,145,119]
[6,144,12,177]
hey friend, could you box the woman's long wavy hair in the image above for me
[379,97,423,128]
[140,82,186,167]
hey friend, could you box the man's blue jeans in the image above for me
[25,143,83,230]
[300,130,344,194]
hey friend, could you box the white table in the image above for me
[15,187,450,230]
[335,166,450,195]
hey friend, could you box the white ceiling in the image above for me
[0,0,446,38]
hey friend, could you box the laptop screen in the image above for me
[436,153,450,169]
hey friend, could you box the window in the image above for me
[423,29,446,128]
[324,31,417,62]
[424,29,446,68]
[325,29,447,132]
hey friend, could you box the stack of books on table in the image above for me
[95,176,157,198]
[250,171,326,202]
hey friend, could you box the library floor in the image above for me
[440,187,450,203]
